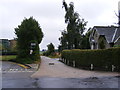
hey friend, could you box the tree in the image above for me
[43,43,55,56]
[80,28,91,49]
[47,43,55,54]
[59,1,87,50]
[15,17,43,64]
[58,30,68,51]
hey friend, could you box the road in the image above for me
[2,61,36,88]
[2,61,25,71]
[2,57,120,88]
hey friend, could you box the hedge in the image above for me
[61,48,120,71]
[2,51,17,55]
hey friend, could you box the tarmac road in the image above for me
[2,61,24,71]
[2,72,120,88]
[2,61,36,88]
[2,57,120,88]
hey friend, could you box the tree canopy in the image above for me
[80,28,91,49]
[15,17,43,64]
[47,43,55,54]
[43,43,55,56]
[59,1,87,51]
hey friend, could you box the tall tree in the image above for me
[47,43,55,54]
[59,1,87,50]
[80,28,92,49]
[59,30,68,50]
[43,43,55,56]
[15,17,43,64]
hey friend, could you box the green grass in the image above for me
[39,51,46,55]
[48,55,60,58]
[0,55,16,61]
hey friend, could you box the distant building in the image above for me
[0,39,10,52]
[89,26,120,49]
[0,39,17,52]
[9,39,17,52]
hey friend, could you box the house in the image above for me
[89,26,120,49]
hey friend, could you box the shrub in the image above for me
[61,48,120,71]
[43,43,55,56]
[43,51,51,56]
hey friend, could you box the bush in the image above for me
[61,48,120,71]
[43,51,51,56]
[43,43,55,56]
[14,44,40,64]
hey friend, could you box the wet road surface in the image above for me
[2,73,120,88]
[2,72,35,88]
[2,61,36,88]
[35,76,119,88]
[2,57,120,88]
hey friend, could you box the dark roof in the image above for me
[93,26,120,43]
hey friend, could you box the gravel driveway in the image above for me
[32,56,119,78]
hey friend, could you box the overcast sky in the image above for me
[0,0,119,50]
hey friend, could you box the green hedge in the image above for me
[61,48,120,71]
[2,51,17,55]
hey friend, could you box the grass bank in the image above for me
[0,55,16,61]
[48,55,60,58]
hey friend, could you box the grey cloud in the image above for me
[0,0,119,49]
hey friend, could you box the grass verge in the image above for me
[48,55,60,58]
[0,55,16,61]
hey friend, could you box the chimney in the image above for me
[118,1,120,26]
